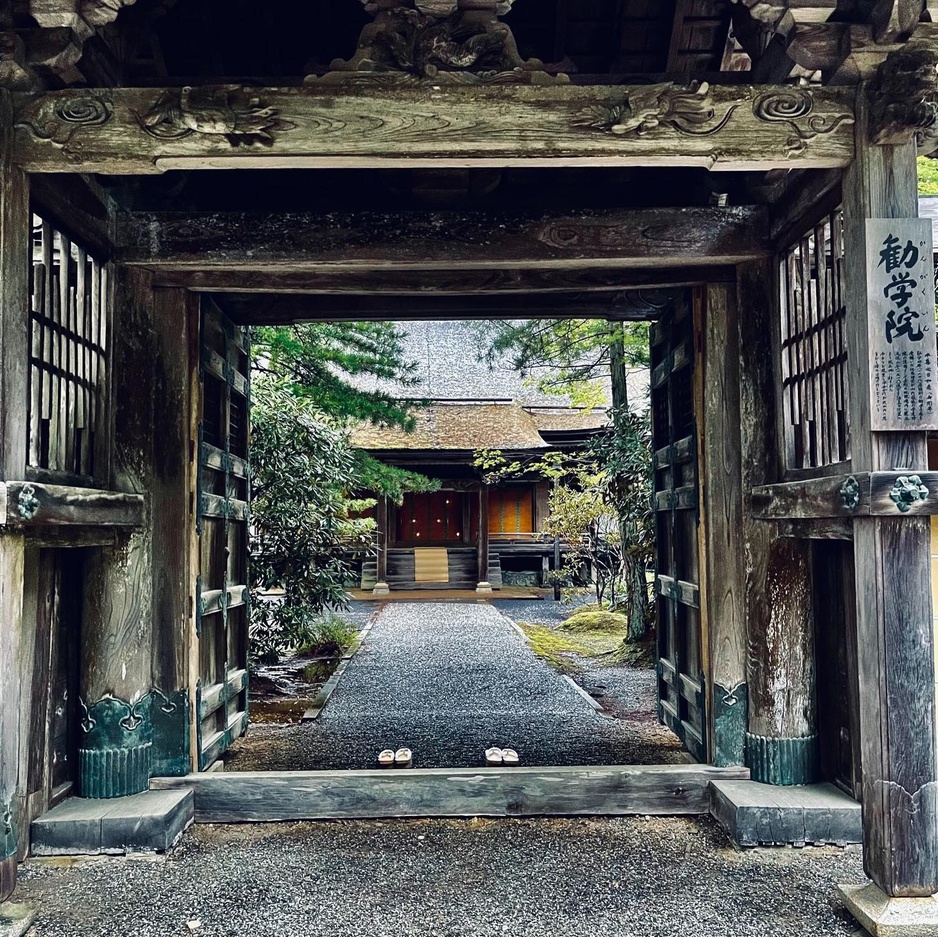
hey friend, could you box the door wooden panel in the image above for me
[195,301,250,770]
[652,299,707,762]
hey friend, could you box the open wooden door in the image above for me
[651,297,707,762]
[194,300,250,770]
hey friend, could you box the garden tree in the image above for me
[254,322,421,430]
[477,318,654,637]
[589,408,655,640]
[249,322,438,661]
[250,379,376,662]
[476,318,649,409]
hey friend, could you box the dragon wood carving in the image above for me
[138,86,294,146]
[308,0,566,86]
[575,82,738,137]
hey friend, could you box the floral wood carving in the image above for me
[575,82,738,137]
[868,44,938,151]
[309,0,566,86]
[752,88,854,156]
[14,90,112,150]
[139,86,294,146]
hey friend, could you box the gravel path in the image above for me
[228,601,683,770]
[15,816,867,937]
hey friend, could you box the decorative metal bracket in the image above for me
[889,474,929,512]
[839,475,861,511]
[17,483,39,520]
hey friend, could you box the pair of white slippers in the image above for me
[378,747,412,767]
[485,747,520,766]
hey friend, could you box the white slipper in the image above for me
[394,747,413,767]
[501,748,519,766]
[485,747,503,766]
[378,749,395,767]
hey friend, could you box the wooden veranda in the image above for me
[2,1,938,931]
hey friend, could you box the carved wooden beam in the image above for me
[11,83,857,173]
[218,290,682,324]
[117,206,769,270]
[0,480,145,528]
[752,472,938,519]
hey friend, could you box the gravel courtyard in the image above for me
[14,816,867,937]
[227,600,684,771]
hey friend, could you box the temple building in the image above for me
[348,320,618,591]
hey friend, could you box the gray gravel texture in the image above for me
[15,816,867,937]
[228,601,683,770]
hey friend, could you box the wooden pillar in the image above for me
[79,268,155,798]
[477,484,491,593]
[149,288,195,777]
[840,101,938,901]
[736,263,819,784]
[373,494,389,594]
[699,282,748,767]
[0,88,31,899]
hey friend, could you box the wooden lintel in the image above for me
[117,206,769,271]
[149,265,734,295]
[219,290,679,325]
[752,471,938,519]
[0,480,144,529]
[12,84,856,174]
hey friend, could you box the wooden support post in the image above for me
[700,282,748,768]
[373,494,389,595]
[477,485,492,594]
[149,288,195,777]
[79,268,155,799]
[736,262,819,785]
[839,100,938,901]
[0,88,30,900]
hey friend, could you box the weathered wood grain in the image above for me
[0,90,30,483]
[149,266,736,295]
[0,480,144,528]
[842,98,938,898]
[117,207,768,269]
[11,84,857,174]
[150,288,192,707]
[752,471,938,518]
[737,259,817,776]
[150,764,751,823]
[700,282,747,768]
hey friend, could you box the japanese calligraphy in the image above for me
[866,219,937,430]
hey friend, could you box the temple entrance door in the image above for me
[194,300,251,770]
[651,296,707,762]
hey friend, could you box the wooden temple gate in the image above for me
[1,0,938,930]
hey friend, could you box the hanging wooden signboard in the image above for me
[866,218,938,431]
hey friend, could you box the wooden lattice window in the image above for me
[779,208,850,470]
[28,215,110,480]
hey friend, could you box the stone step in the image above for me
[30,788,193,856]
[709,779,862,847]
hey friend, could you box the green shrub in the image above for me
[295,614,358,657]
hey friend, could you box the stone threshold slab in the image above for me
[30,789,193,856]
[710,779,862,847]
